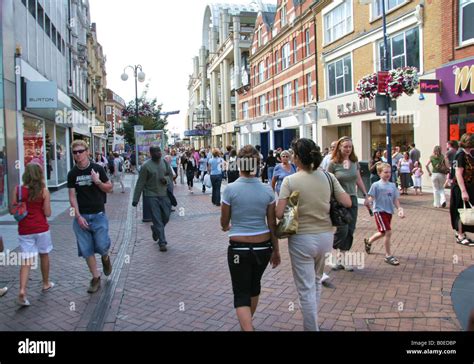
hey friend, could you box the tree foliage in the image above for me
[118,85,168,146]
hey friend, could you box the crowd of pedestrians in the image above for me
[2,131,473,333]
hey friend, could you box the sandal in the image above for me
[456,234,474,247]
[364,238,372,254]
[384,256,400,266]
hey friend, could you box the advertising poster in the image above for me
[135,130,164,168]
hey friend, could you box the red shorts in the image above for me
[374,212,392,233]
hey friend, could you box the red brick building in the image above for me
[237,0,318,156]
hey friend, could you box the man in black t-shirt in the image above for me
[68,140,114,294]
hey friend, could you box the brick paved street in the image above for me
[0,174,472,331]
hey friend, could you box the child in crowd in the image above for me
[412,161,424,195]
[364,163,405,266]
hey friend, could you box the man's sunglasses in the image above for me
[72,149,87,155]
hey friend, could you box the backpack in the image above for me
[108,158,115,174]
[118,160,123,172]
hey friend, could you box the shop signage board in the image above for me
[450,124,460,141]
[436,61,474,105]
[337,98,376,117]
[467,123,474,134]
[419,79,442,93]
[26,81,58,109]
[92,126,105,134]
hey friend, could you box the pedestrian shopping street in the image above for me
[0,174,472,331]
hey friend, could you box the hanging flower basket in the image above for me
[356,73,378,100]
[357,67,419,100]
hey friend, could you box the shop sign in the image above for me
[184,129,211,137]
[450,124,460,141]
[26,81,58,109]
[92,126,105,134]
[436,60,474,105]
[337,98,375,118]
[419,79,441,93]
[467,123,474,134]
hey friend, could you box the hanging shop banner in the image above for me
[135,130,164,168]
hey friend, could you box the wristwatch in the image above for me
[95,180,102,186]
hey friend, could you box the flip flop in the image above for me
[42,282,55,292]
[17,297,31,307]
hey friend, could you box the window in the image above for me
[45,15,51,37]
[306,73,313,101]
[257,27,262,47]
[280,0,288,27]
[283,83,292,109]
[106,106,112,115]
[276,88,280,111]
[260,95,266,116]
[259,61,265,83]
[267,92,271,114]
[242,102,249,119]
[378,27,419,70]
[324,0,352,44]
[266,57,270,79]
[62,40,66,56]
[327,55,352,97]
[37,3,44,28]
[282,43,290,70]
[22,0,27,6]
[305,29,310,57]
[51,25,57,46]
[274,51,279,74]
[28,0,36,19]
[293,38,298,63]
[294,79,299,105]
[57,34,62,52]
[460,0,474,45]
[373,0,405,18]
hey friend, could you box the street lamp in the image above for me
[121,65,146,121]
[360,0,392,167]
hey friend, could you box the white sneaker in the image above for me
[320,273,330,284]
[0,287,8,297]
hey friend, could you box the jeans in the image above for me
[267,167,275,183]
[431,173,447,207]
[288,232,333,331]
[333,195,358,251]
[73,212,111,258]
[211,174,222,205]
[149,196,172,245]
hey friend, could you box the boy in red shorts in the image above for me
[364,163,405,265]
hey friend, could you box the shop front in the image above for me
[437,58,474,144]
[0,36,7,213]
[318,84,439,167]
[23,115,70,189]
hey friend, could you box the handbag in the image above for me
[437,159,449,175]
[458,200,474,226]
[323,171,352,227]
[276,191,299,238]
[11,185,28,222]
[167,184,178,207]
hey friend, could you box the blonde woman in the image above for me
[425,145,447,208]
[11,163,54,306]
[272,150,297,195]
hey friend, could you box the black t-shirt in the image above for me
[67,162,109,214]
[266,156,277,168]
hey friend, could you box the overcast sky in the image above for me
[89,0,263,136]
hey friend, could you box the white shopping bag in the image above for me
[203,174,212,189]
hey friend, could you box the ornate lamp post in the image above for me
[121,65,146,122]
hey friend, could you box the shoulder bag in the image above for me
[11,185,28,222]
[276,190,300,239]
[323,171,352,227]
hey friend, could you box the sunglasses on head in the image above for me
[72,149,87,155]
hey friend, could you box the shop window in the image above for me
[338,125,352,139]
[24,119,44,169]
[449,102,474,141]
[370,118,414,153]
[56,127,68,184]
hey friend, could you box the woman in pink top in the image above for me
[11,163,54,306]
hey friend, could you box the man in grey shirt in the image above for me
[409,143,420,164]
[132,146,173,251]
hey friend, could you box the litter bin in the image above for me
[358,161,370,198]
